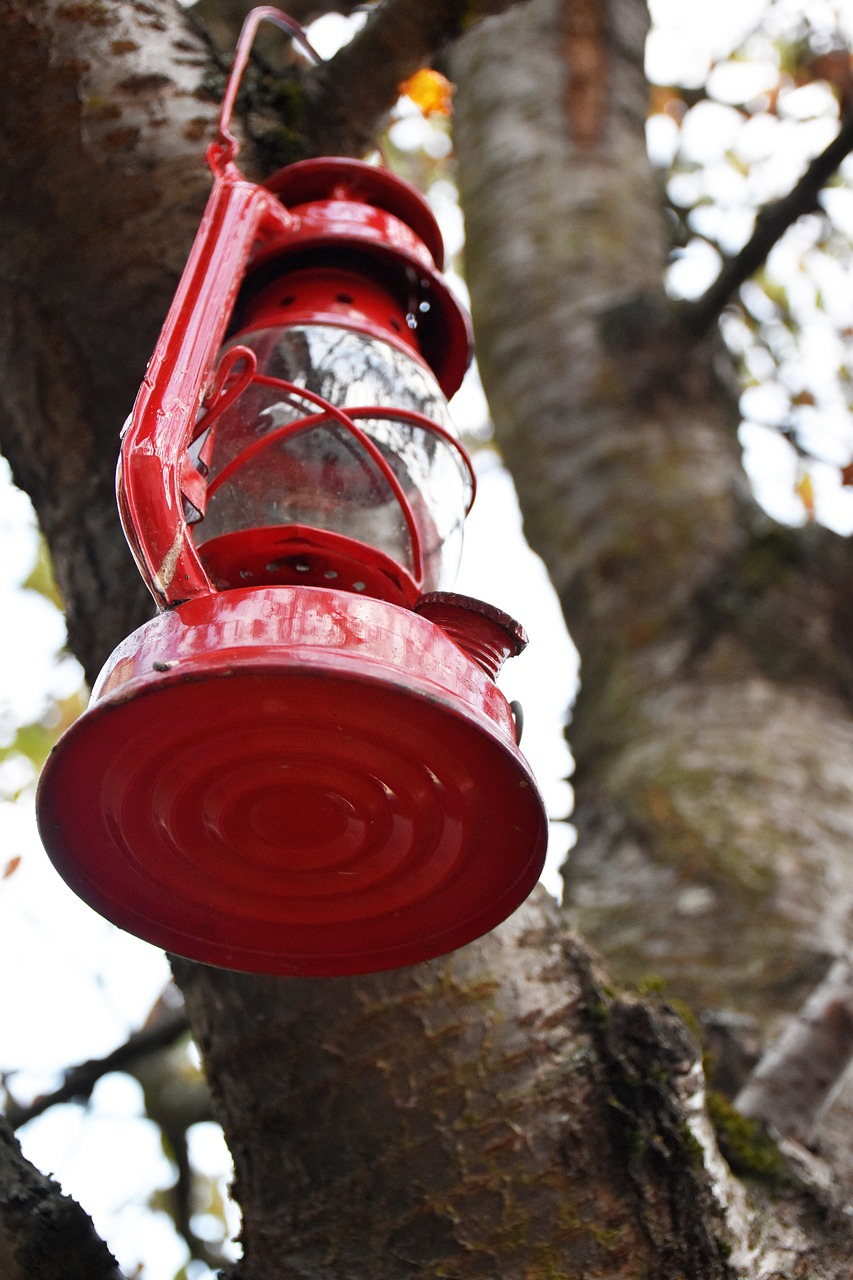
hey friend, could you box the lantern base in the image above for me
[37,587,547,976]
[196,524,420,606]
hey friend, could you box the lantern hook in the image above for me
[210,7,321,171]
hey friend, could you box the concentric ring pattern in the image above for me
[39,666,546,974]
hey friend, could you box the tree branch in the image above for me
[685,111,853,336]
[4,1010,189,1131]
[300,0,528,156]
[735,956,853,1143]
[0,1118,125,1280]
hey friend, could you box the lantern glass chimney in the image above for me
[190,319,472,600]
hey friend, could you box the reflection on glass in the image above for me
[192,325,472,595]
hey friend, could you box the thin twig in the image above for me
[735,955,853,1143]
[4,1009,189,1131]
[685,112,853,336]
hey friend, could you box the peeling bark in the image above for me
[737,957,853,1143]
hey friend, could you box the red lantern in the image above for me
[36,8,547,975]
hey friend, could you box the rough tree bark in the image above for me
[1,0,852,1277]
[455,0,853,1018]
[451,0,853,1211]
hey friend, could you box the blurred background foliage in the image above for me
[646,0,853,526]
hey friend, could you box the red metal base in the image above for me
[37,587,547,975]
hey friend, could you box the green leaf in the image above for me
[21,538,64,609]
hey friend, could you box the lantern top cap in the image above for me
[245,155,473,397]
[265,157,446,270]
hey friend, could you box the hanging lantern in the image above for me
[36,7,548,975]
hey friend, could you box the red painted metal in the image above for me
[196,526,422,605]
[251,161,471,394]
[38,588,548,976]
[214,7,321,162]
[117,157,472,609]
[36,7,548,976]
[414,594,529,682]
[266,159,446,267]
[116,5,472,614]
[117,164,284,607]
[234,266,422,360]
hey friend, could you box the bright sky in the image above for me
[2,2,853,1276]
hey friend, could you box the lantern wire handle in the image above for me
[198,345,259,428]
[212,7,321,168]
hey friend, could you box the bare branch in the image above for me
[0,1118,125,1280]
[4,1010,189,1132]
[300,0,529,156]
[300,0,466,156]
[735,956,853,1143]
[685,112,853,336]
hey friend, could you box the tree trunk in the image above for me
[451,0,853,1212]
[174,895,739,1279]
[2,1,852,1276]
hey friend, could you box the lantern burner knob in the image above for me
[415,593,528,680]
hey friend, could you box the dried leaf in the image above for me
[649,85,686,122]
[795,470,815,521]
[805,52,853,110]
[840,461,853,488]
[399,69,453,117]
[2,855,22,880]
